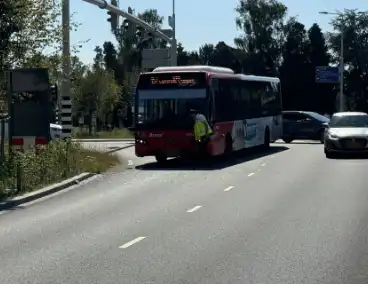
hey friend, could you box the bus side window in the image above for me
[261,81,279,116]
[240,80,251,119]
[229,79,241,120]
[249,81,262,117]
[215,78,241,122]
[215,78,228,122]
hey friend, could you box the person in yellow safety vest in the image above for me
[189,109,213,155]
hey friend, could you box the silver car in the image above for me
[324,112,368,158]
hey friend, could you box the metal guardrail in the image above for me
[71,138,134,142]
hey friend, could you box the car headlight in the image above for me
[327,133,339,139]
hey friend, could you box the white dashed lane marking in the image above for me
[119,236,146,249]
[248,173,255,177]
[186,206,202,213]
[224,186,234,192]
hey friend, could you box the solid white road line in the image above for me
[248,173,255,177]
[119,236,146,249]
[186,206,202,213]
[224,186,234,192]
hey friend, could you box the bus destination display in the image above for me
[138,72,206,89]
[150,75,197,86]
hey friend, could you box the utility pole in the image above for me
[170,0,177,66]
[339,26,344,111]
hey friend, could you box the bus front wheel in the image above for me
[155,153,168,164]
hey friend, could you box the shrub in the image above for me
[0,140,119,199]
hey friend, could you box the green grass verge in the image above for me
[0,140,120,200]
[72,128,134,139]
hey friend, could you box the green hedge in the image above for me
[0,140,119,199]
[72,128,134,139]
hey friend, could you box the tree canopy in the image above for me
[1,0,368,128]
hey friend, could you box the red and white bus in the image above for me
[133,65,283,163]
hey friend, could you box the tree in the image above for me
[198,44,215,65]
[212,42,243,72]
[74,65,120,128]
[111,8,165,74]
[0,0,20,64]
[6,0,64,67]
[328,10,368,111]
[103,41,118,71]
[93,46,104,69]
[279,18,309,110]
[306,23,334,113]
[137,9,165,48]
[235,0,287,75]
[91,3,364,119]
[0,0,22,111]
[177,43,190,65]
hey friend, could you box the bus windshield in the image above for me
[135,72,208,129]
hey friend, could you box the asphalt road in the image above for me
[1,141,368,284]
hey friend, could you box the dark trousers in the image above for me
[196,135,209,156]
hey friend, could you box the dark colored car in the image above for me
[282,111,330,143]
[324,112,368,158]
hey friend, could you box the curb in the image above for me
[107,144,134,153]
[0,172,96,211]
[72,138,134,142]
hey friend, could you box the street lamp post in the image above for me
[339,26,344,112]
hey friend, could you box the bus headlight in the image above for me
[135,138,147,145]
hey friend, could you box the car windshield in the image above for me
[329,115,368,128]
[304,112,330,123]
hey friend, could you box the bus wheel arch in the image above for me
[224,133,233,155]
[155,153,168,164]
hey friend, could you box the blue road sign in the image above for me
[315,66,340,83]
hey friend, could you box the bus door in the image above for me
[208,77,225,155]
[209,78,217,124]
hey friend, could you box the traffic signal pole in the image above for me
[61,0,72,138]
[82,0,177,66]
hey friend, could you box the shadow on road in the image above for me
[135,145,289,171]
[0,203,26,213]
[329,153,368,160]
[274,141,322,145]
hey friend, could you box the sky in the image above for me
[72,0,367,64]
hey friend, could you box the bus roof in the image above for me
[146,66,280,83]
[152,65,234,74]
[235,74,280,83]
